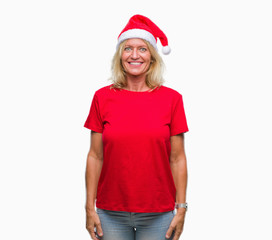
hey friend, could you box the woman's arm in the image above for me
[85,130,104,213]
[85,131,104,239]
[166,133,188,239]
[169,133,188,215]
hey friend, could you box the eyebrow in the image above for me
[124,45,148,48]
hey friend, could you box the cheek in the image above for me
[121,59,128,70]
[144,55,151,66]
[121,51,130,59]
[121,54,126,64]
[144,53,151,63]
[121,54,129,65]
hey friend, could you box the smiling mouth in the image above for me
[129,62,143,65]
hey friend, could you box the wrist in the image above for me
[85,207,96,216]
[85,203,96,213]
[176,207,186,215]
[175,202,188,212]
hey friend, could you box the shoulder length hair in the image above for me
[109,39,165,91]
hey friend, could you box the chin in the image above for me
[128,72,146,77]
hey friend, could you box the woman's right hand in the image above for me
[86,209,104,239]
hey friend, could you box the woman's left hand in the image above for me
[165,209,186,240]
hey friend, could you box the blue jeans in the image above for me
[95,207,176,240]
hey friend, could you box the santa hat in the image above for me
[116,14,171,55]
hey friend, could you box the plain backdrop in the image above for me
[0,0,271,239]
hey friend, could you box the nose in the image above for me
[131,48,139,59]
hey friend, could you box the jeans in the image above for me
[95,207,176,240]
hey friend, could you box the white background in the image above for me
[0,0,271,239]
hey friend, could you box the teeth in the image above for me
[130,62,142,65]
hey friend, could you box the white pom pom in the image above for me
[162,46,171,55]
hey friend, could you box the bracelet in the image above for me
[175,202,188,211]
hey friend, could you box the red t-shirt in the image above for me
[84,84,189,213]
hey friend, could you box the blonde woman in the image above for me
[84,15,189,240]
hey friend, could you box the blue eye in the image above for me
[140,48,147,52]
[124,47,132,51]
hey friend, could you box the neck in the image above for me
[125,74,149,91]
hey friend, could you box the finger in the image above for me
[86,226,99,240]
[165,225,175,239]
[173,233,178,240]
[173,230,182,240]
[96,222,104,238]
[89,230,100,240]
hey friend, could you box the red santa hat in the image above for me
[116,14,171,55]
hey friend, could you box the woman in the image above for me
[84,15,189,240]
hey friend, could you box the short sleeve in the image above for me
[170,93,189,136]
[84,93,103,133]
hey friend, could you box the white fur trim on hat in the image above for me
[117,29,158,51]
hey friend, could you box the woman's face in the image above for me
[121,38,152,78]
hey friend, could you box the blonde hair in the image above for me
[108,39,165,91]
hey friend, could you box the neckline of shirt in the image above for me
[120,86,162,93]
